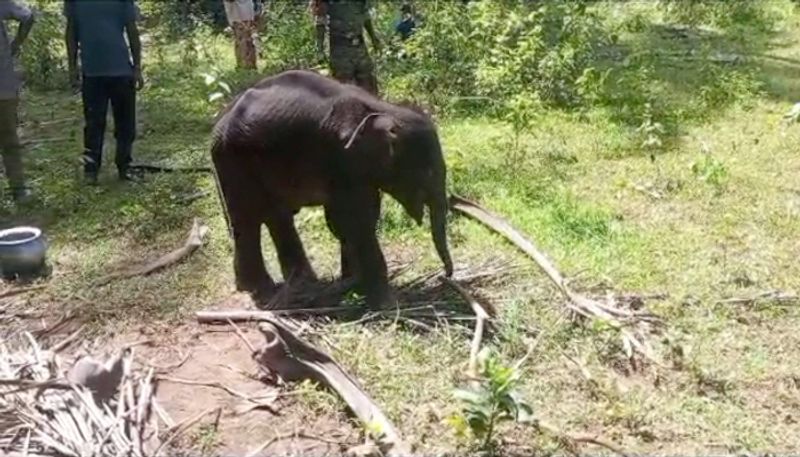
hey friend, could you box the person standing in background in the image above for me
[323,0,381,95]
[223,0,258,70]
[0,0,34,203]
[395,2,416,41]
[65,0,144,185]
[310,0,327,62]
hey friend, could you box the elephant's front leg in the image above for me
[330,188,394,309]
[264,209,317,284]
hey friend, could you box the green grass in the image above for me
[4,7,800,455]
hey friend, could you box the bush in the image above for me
[19,0,68,90]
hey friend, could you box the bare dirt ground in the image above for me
[1,292,364,456]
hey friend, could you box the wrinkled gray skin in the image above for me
[211,70,453,309]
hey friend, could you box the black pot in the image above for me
[0,226,47,279]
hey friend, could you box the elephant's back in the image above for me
[213,85,334,155]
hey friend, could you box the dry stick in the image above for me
[245,431,342,457]
[226,318,257,354]
[153,406,220,457]
[146,352,191,373]
[0,285,45,300]
[449,194,659,363]
[717,290,798,306]
[51,325,86,353]
[156,376,253,401]
[94,218,209,286]
[536,420,630,457]
[151,399,175,429]
[440,277,491,377]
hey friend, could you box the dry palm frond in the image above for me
[0,334,163,456]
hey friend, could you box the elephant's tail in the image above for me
[210,139,234,240]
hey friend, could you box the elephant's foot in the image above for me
[235,280,278,310]
[285,266,319,288]
[365,285,399,311]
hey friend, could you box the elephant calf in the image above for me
[211,70,453,309]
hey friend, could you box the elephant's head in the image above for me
[324,97,454,277]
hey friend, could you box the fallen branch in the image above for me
[536,420,630,457]
[128,164,213,174]
[95,218,209,286]
[0,285,45,300]
[449,194,660,365]
[51,325,85,353]
[252,317,410,456]
[196,310,278,324]
[717,290,797,306]
[154,406,220,456]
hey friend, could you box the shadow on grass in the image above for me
[590,21,793,150]
[245,260,515,335]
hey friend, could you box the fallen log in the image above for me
[95,218,209,286]
[449,194,660,365]
[253,317,410,456]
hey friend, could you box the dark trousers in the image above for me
[0,98,25,190]
[81,76,136,174]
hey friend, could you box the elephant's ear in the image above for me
[323,98,398,151]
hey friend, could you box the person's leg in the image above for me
[0,98,27,197]
[330,46,357,86]
[241,20,257,69]
[232,22,246,68]
[353,48,378,95]
[81,76,110,180]
[109,76,136,179]
[315,20,326,59]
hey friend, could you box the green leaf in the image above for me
[445,414,470,438]
[516,400,536,423]
[202,72,216,86]
[208,92,225,103]
[218,81,232,94]
[453,388,484,405]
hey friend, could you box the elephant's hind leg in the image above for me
[264,210,318,284]
[324,204,358,281]
[232,218,276,301]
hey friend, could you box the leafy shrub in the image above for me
[447,348,534,452]
[19,1,68,90]
[658,0,784,33]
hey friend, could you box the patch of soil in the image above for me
[144,326,356,455]
[4,302,361,456]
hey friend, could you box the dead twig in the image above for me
[536,420,630,457]
[154,406,220,456]
[156,376,252,401]
[440,277,491,378]
[0,286,45,300]
[245,430,343,457]
[226,319,257,354]
[450,194,661,366]
[145,352,191,373]
[95,218,209,286]
[717,290,797,306]
[50,325,85,353]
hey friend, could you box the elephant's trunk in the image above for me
[429,194,454,277]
